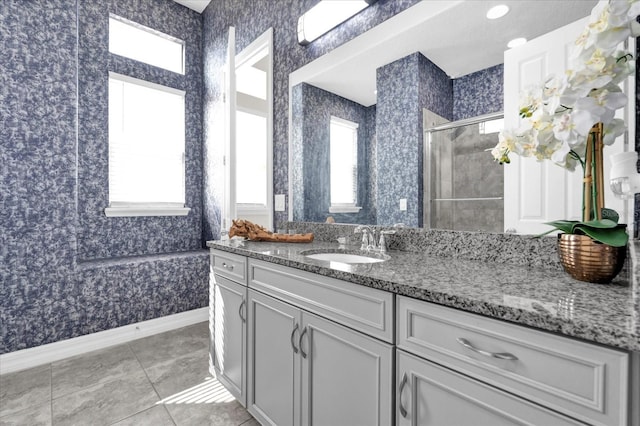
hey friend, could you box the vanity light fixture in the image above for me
[297,0,377,46]
[486,4,509,20]
[507,37,527,48]
[609,151,640,199]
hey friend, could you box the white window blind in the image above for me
[109,15,185,75]
[330,116,360,212]
[107,73,187,216]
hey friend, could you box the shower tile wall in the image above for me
[292,83,376,224]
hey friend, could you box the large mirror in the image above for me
[288,0,624,233]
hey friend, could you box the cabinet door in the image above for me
[301,312,393,426]
[247,290,301,426]
[212,275,247,406]
[397,350,583,426]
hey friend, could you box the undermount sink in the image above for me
[301,250,388,264]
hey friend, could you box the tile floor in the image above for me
[0,322,258,426]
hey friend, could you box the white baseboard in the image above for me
[0,307,209,375]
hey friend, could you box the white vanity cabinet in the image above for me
[397,296,630,426]
[210,249,248,406]
[247,259,394,426]
[396,349,584,426]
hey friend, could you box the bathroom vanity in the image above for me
[207,237,639,426]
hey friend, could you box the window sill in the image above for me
[329,205,362,214]
[104,206,191,217]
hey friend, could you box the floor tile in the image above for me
[163,400,252,426]
[129,323,209,370]
[110,405,175,426]
[144,348,210,399]
[52,369,158,426]
[52,344,141,398]
[0,401,51,426]
[0,364,51,418]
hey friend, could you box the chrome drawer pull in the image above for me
[290,323,299,353]
[299,327,308,358]
[221,262,234,271]
[399,372,408,418]
[456,338,518,361]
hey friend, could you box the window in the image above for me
[109,15,185,74]
[329,116,361,213]
[106,73,188,217]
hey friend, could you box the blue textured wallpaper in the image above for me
[1,0,208,355]
[453,64,504,121]
[292,83,376,224]
[78,0,203,260]
[376,53,453,227]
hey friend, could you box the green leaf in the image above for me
[578,219,619,229]
[537,220,580,237]
[601,208,620,223]
[574,224,629,247]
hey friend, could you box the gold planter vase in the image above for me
[557,234,626,284]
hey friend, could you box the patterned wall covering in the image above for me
[453,64,504,121]
[376,53,453,227]
[78,0,203,260]
[1,0,208,355]
[202,0,422,237]
[292,83,376,224]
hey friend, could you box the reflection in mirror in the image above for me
[289,1,599,232]
[425,113,504,233]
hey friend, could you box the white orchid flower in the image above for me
[493,0,637,171]
[603,118,627,144]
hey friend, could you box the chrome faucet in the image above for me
[354,225,397,253]
[354,225,376,251]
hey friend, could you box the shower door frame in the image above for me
[423,111,504,230]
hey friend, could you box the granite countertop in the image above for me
[207,239,640,352]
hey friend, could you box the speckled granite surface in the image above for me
[207,238,639,352]
[287,222,563,270]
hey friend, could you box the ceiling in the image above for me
[173,0,211,13]
[295,0,597,106]
[172,0,598,107]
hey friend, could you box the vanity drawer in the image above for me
[249,259,394,343]
[397,296,628,426]
[211,249,247,285]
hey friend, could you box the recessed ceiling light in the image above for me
[486,4,509,20]
[507,37,527,48]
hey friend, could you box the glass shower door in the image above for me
[425,113,504,233]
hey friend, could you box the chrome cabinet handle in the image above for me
[399,372,408,418]
[299,327,308,358]
[238,300,246,323]
[290,323,299,354]
[221,262,234,271]
[456,338,518,361]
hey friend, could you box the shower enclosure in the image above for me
[424,112,504,233]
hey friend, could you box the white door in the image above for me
[223,26,237,232]
[234,28,274,230]
[212,275,246,405]
[300,311,393,426]
[503,17,630,234]
[396,350,583,426]
[247,290,301,426]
